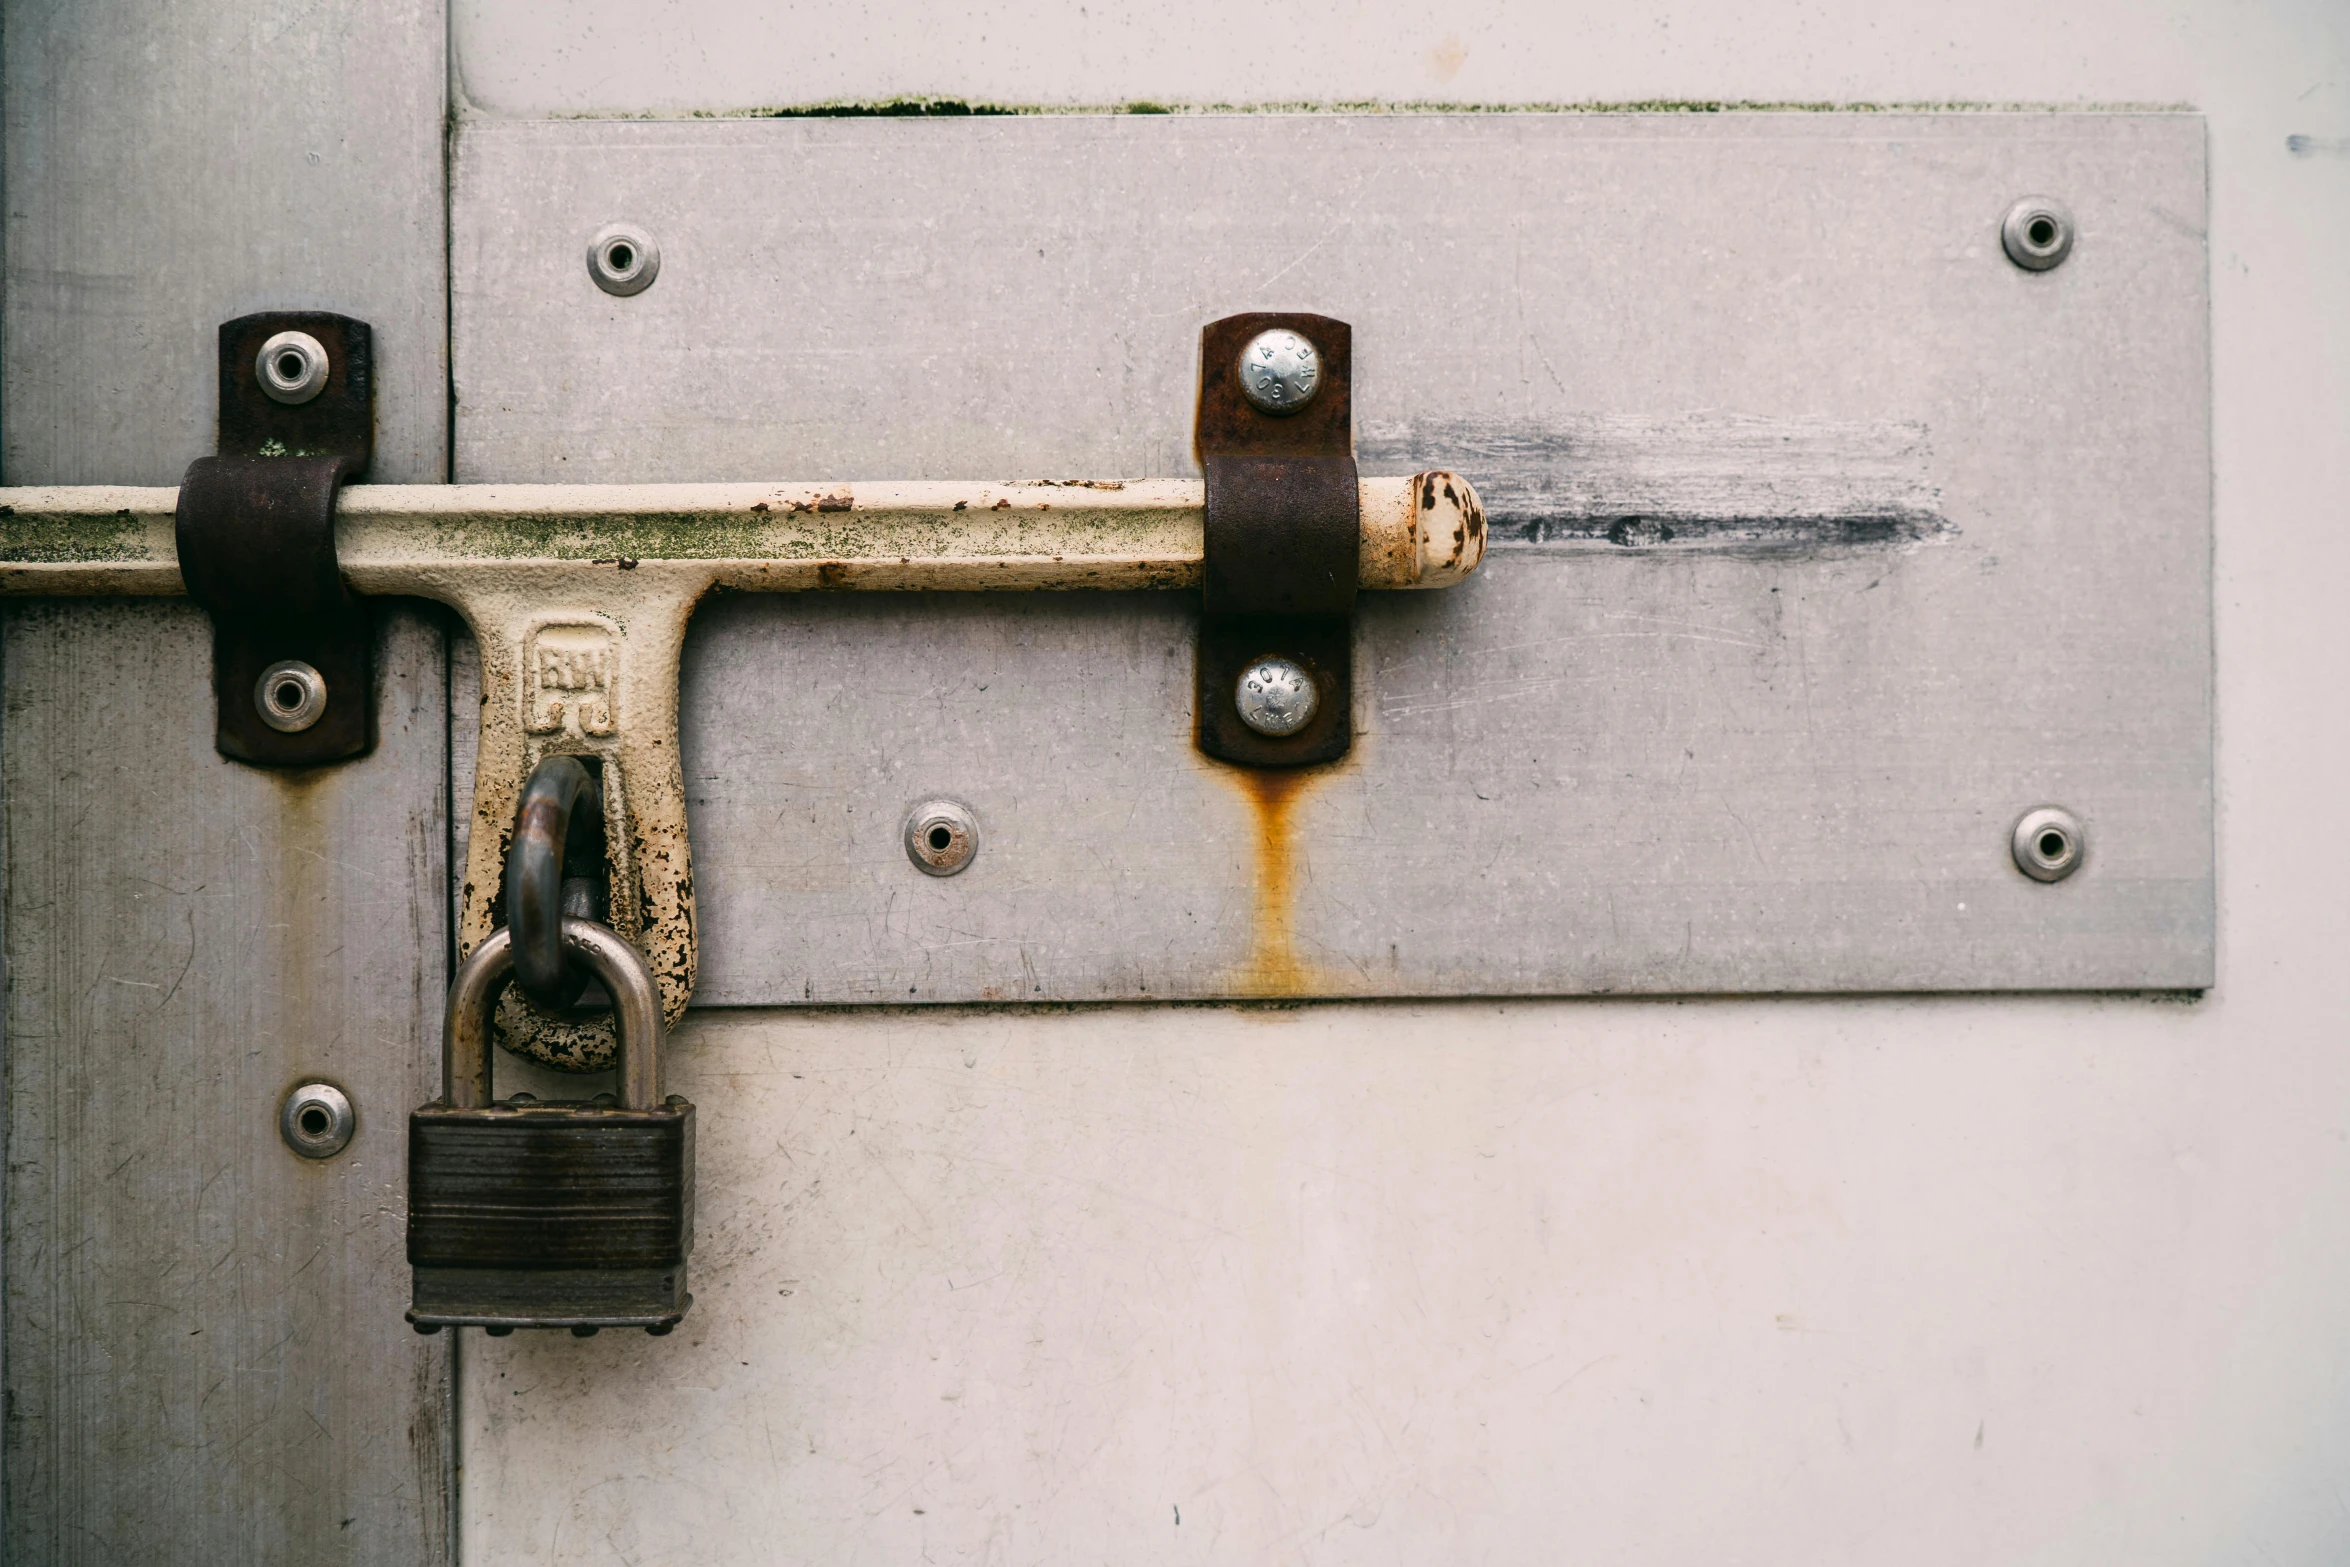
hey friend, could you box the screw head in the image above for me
[256,330,329,405]
[2012,806,2084,882]
[255,659,328,733]
[1237,328,1322,415]
[587,223,661,296]
[904,799,980,876]
[1235,656,1319,736]
[2001,197,2075,272]
[279,1080,355,1159]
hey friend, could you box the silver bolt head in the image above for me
[2001,197,2075,272]
[588,223,660,296]
[1238,328,1323,415]
[255,659,328,733]
[280,1080,355,1159]
[1235,656,1319,736]
[256,330,329,405]
[2012,806,2084,882]
[905,799,980,876]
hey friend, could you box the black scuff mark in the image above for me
[1362,414,1951,559]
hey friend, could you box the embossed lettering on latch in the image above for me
[526,620,619,737]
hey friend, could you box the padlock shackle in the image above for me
[502,754,604,1012]
[445,920,666,1110]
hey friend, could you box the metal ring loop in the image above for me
[502,756,603,1009]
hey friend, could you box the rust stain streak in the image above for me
[1225,764,1336,997]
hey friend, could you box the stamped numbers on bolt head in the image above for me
[1238,329,1322,415]
[1235,656,1319,736]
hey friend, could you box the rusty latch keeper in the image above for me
[1195,311,1359,767]
[173,312,376,766]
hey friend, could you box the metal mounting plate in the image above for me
[179,311,377,766]
[1196,310,1361,767]
[453,113,2212,997]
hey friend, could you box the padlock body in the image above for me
[407,1098,694,1330]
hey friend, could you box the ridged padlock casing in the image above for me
[407,1097,694,1329]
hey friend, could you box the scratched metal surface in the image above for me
[1,604,454,1565]
[2,0,450,486]
[0,0,456,1558]
[453,113,2212,996]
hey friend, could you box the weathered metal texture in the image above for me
[446,113,2210,997]
[181,314,378,764]
[2,0,452,1556]
[408,1106,695,1326]
[410,1108,694,1268]
[215,312,378,469]
[1,602,453,1563]
[1197,312,1363,766]
[0,477,1474,594]
[1,472,1480,1063]
[411,918,693,1329]
[176,454,375,764]
[0,3,448,487]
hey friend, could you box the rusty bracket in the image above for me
[1195,312,1359,767]
[174,312,375,766]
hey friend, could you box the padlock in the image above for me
[406,917,693,1336]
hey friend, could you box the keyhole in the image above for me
[928,825,952,852]
[2027,217,2056,248]
[274,680,303,710]
[606,242,634,272]
[299,1106,330,1137]
[2039,830,2068,859]
[276,351,306,381]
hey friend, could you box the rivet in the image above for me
[2001,197,2075,272]
[254,659,328,733]
[1237,328,1322,415]
[279,1080,355,1159]
[904,799,980,876]
[1235,655,1319,737]
[2012,806,2084,882]
[587,223,660,297]
[256,330,329,405]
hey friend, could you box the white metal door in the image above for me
[7,3,2348,1563]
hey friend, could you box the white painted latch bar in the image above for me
[1,473,1486,1066]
